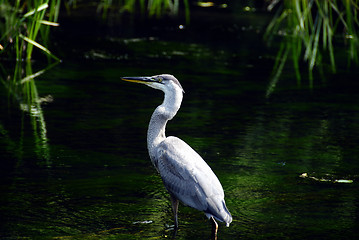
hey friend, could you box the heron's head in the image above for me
[121,74,185,94]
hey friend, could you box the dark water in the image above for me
[1,8,359,240]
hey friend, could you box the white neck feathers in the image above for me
[147,86,183,167]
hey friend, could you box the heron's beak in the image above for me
[121,76,156,84]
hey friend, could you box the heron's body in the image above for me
[122,74,232,236]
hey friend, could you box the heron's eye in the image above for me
[158,77,163,83]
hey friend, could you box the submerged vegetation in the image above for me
[265,0,359,96]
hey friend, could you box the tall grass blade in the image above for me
[23,3,49,18]
[19,34,60,61]
[20,68,47,84]
[309,13,322,71]
[266,42,290,97]
[292,37,302,83]
[38,20,60,26]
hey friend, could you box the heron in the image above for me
[121,74,232,238]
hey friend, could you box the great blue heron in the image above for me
[121,74,232,238]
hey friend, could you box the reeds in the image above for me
[0,0,61,61]
[265,0,359,96]
[0,0,61,164]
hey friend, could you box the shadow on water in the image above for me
[1,4,359,240]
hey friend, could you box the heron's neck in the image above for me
[147,89,183,166]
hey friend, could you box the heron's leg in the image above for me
[210,216,218,240]
[170,194,179,229]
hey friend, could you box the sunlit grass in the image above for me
[0,0,61,61]
[265,0,359,96]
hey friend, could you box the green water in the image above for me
[1,9,359,240]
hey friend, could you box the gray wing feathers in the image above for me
[156,136,231,223]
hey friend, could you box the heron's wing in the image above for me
[156,136,225,212]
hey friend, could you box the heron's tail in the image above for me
[205,198,232,226]
[225,214,232,227]
[223,201,232,227]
